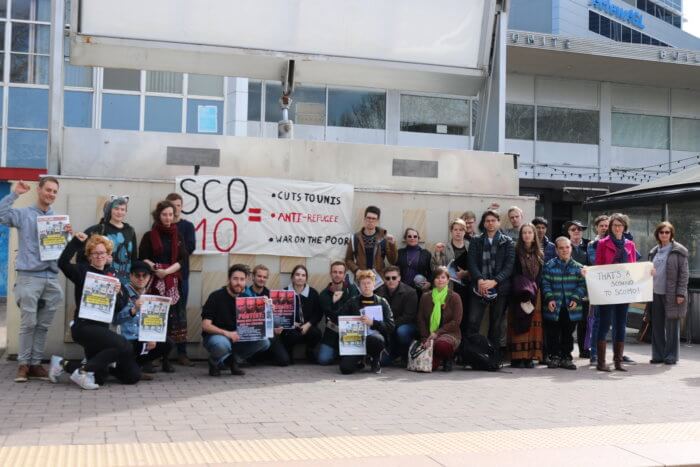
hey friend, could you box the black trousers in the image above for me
[468,293,508,347]
[543,306,576,360]
[269,326,322,366]
[339,332,385,375]
[131,339,174,366]
[70,322,141,385]
[576,301,590,355]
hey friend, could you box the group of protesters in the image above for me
[0,178,690,389]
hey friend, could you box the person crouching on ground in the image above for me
[541,237,586,370]
[50,233,139,389]
[337,269,394,375]
[113,260,175,377]
[417,266,462,371]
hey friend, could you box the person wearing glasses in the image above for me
[50,233,138,389]
[345,206,397,277]
[648,222,689,365]
[563,220,591,359]
[586,215,609,365]
[375,266,418,366]
[396,228,432,293]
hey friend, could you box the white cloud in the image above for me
[684,1,700,39]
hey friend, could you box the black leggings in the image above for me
[339,332,385,375]
[69,322,141,385]
[131,339,174,366]
[269,326,322,366]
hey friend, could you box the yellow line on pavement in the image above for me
[2,421,700,466]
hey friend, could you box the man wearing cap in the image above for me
[532,217,556,262]
[113,260,175,377]
[0,177,68,383]
[564,220,591,359]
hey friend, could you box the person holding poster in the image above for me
[648,222,689,365]
[201,264,271,377]
[113,261,175,377]
[139,200,192,367]
[51,233,138,389]
[0,177,69,383]
[593,213,639,372]
[272,265,322,365]
[417,266,463,372]
[79,197,137,285]
[336,269,394,375]
[345,206,398,277]
[541,237,586,370]
[317,261,360,365]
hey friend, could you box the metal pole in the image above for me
[47,0,66,175]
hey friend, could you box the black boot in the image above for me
[208,360,221,377]
[161,358,175,373]
[225,355,245,376]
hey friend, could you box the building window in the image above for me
[505,103,534,140]
[588,11,669,46]
[327,88,386,129]
[671,117,700,152]
[64,90,92,128]
[188,74,223,97]
[145,96,182,133]
[264,83,326,125]
[637,0,681,29]
[400,95,469,136]
[146,71,182,94]
[10,3,50,84]
[103,68,140,92]
[7,87,48,167]
[101,93,140,130]
[186,98,223,134]
[611,112,669,149]
[537,106,599,144]
[247,80,262,122]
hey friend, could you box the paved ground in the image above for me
[1,301,700,465]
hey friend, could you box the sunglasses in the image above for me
[406,235,419,239]
[384,276,399,281]
[568,227,582,232]
[133,272,150,278]
[658,230,671,235]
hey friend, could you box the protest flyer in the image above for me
[585,262,654,305]
[236,297,272,341]
[78,272,120,323]
[37,215,70,261]
[338,315,366,356]
[270,289,296,329]
[373,269,384,290]
[138,295,171,342]
[447,260,461,284]
[360,305,383,322]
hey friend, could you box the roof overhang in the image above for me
[507,30,700,90]
[70,0,500,96]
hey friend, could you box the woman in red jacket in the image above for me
[594,213,637,372]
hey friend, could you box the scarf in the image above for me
[612,236,628,264]
[430,286,448,333]
[518,244,541,281]
[150,222,179,264]
[481,231,501,279]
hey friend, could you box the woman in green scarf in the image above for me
[417,266,463,371]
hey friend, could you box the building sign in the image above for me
[590,0,645,30]
[510,33,571,50]
[176,176,354,257]
[658,50,700,64]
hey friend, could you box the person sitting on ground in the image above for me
[337,269,394,375]
[113,260,175,378]
[245,264,271,297]
[317,261,359,365]
[375,266,418,366]
[417,266,463,372]
[541,237,586,370]
[201,264,271,377]
[50,233,138,389]
[269,264,322,365]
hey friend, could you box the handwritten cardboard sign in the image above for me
[585,262,653,305]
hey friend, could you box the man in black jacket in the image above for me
[564,220,591,359]
[467,210,515,348]
[376,266,418,365]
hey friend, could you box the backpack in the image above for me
[462,333,502,371]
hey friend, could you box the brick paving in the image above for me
[0,338,699,448]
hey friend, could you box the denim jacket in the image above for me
[113,284,140,341]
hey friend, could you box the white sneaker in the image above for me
[70,369,100,390]
[49,355,64,383]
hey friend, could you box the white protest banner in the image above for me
[585,262,654,305]
[176,176,353,257]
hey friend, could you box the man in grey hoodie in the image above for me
[0,177,68,383]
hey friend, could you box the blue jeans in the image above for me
[317,343,337,365]
[203,334,271,368]
[597,304,628,344]
[382,323,418,364]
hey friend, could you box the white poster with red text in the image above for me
[176,176,353,257]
